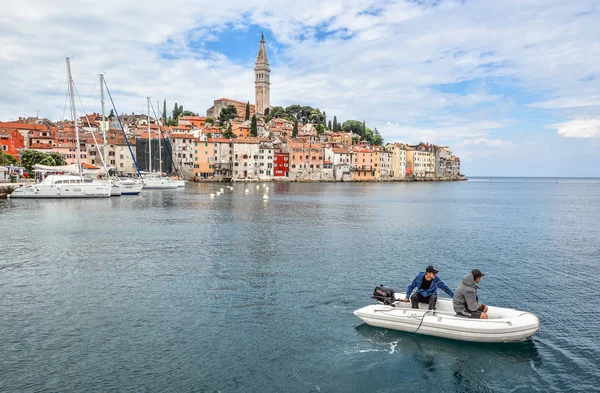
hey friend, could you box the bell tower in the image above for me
[254,33,270,115]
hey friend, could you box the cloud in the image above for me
[0,0,599,177]
[552,118,600,138]
[455,138,512,148]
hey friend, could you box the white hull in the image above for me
[176,180,185,188]
[143,177,178,189]
[354,293,540,343]
[110,184,121,196]
[120,183,143,195]
[10,175,111,199]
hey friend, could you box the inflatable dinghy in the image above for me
[354,287,540,343]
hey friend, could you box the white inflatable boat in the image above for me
[354,291,540,343]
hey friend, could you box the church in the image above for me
[206,34,271,119]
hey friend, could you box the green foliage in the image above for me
[250,115,257,137]
[162,100,167,124]
[180,110,197,117]
[222,123,236,139]
[292,121,298,138]
[218,104,239,124]
[284,105,325,125]
[352,135,360,145]
[245,102,250,121]
[342,120,369,136]
[108,109,115,119]
[20,150,66,172]
[206,117,214,125]
[0,151,17,166]
[328,120,332,130]
[315,124,325,135]
[372,128,383,146]
[333,116,338,131]
[264,107,270,117]
[265,106,286,122]
[323,111,327,127]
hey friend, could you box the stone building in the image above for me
[254,34,271,115]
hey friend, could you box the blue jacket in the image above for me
[406,272,454,299]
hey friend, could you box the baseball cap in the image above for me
[472,269,486,279]
[426,265,439,274]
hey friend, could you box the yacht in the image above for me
[11,175,111,198]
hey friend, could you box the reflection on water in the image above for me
[1,179,599,392]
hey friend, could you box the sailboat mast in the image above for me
[66,57,81,174]
[100,74,108,171]
[147,97,151,172]
[158,110,162,175]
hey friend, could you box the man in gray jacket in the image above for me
[453,269,489,319]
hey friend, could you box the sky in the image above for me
[1,0,599,176]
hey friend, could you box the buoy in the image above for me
[209,193,215,198]
[216,191,221,196]
[245,189,249,194]
[256,185,260,189]
[265,186,269,191]
[263,194,268,200]
[220,188,224,192]
[262,183,266,187]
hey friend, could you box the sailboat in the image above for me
[11,58,111,199]
[98,74,142,195]
[142,97,177,189]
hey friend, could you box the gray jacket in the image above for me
[453,273,480,316]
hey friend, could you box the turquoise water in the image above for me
[1,178,599,392]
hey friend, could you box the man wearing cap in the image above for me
[453,269,489,319]
[402,265,454,310]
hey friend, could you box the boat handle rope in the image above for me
[412,310,433,334]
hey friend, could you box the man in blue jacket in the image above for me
[402,265,454,310]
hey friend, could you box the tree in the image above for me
[162,100,167,124]
[244,101,250,121]
[292,121,298,138]
[315,124,325,135]
[218,104,239,124]
[108,109,115,119]
[20,150,65,172]
[328,120,332,130]
[265,106,285,122]
[264,107,270,117]
[206,117,214,125]
[0,151,17,166]
[333,116,338,132]
[180,110,197,117]
[222,123,236,139]
[323,111,327,128]
[250,114,257,137]
[372,128,383,146]
[342,120,372,138]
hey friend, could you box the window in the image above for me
[284,157,288,161]
[284,163,288,167]
[120,154,124,159]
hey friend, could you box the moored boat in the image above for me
[354,289,540,343]
[10,175,111,198]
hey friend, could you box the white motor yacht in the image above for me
[142,174,178,189]
[10,175,111,199]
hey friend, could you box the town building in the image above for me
[385,143,408,179]
[0,129,26,159]
[193,139,215,180]
[324,147,353,181]
[254,34,271,115]
[211,138,234,180]
[232,139,261,180]
[206,98,255,120]
[273,151,289,178]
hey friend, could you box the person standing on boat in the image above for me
[453,269,489,319]
[402,265,454,310]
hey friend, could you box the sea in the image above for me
[1,178,599,392]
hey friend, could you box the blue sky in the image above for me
[1,0,599,176]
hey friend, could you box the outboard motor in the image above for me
[372,285,395,305]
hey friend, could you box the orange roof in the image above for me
[208,138,233,143]
[82,163,100,169]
